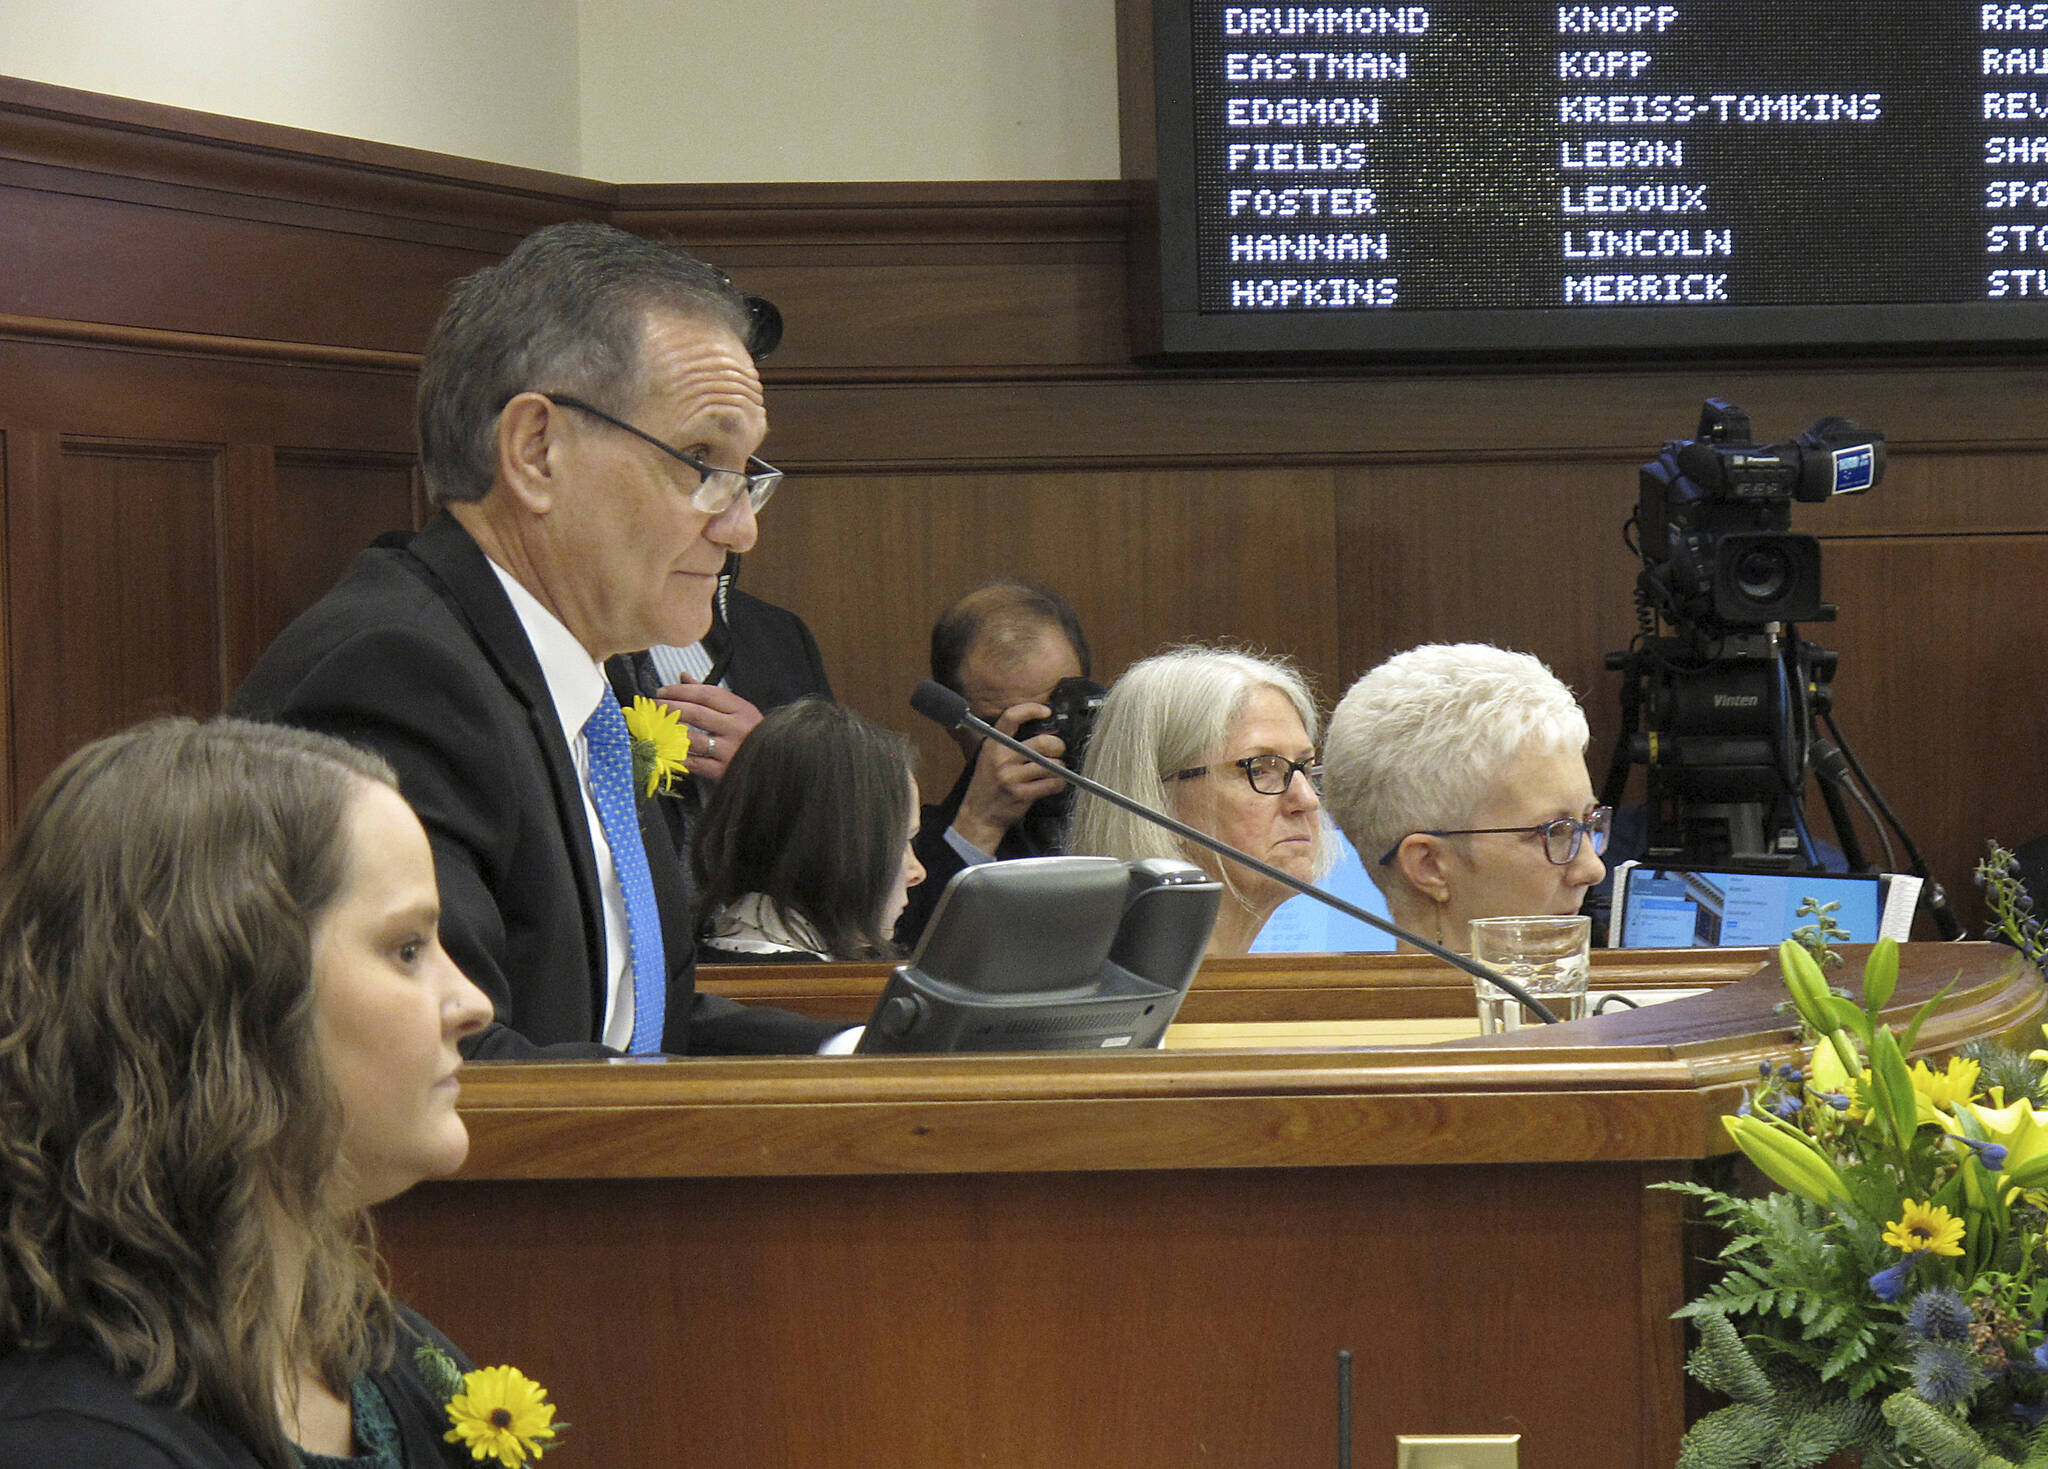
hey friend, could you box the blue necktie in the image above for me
[583,686,666,1054]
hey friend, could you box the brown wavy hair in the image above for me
[0,718,402,1467]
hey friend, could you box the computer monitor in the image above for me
[856,856,1221,1054]
[1606,861,1921,948]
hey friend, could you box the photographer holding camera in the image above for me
[896,580,1102,948]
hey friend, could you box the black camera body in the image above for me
[1014,676,1107,772]
[1637,399,1883,632]
[1010,676,1107,855]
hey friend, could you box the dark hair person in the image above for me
[0,718,514,1468]
[694,699,925,962]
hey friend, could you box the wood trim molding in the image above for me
[0,75,608,241]
[614,180,1131,247]
[0,312,420,372]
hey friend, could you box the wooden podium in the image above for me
[376,944,2038,1469]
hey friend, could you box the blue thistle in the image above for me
[1904,1287,1974,1344]
[1871,1256,1919,1302]
[1910,1342,1986,1409]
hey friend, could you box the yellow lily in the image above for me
[1809,1040,1868,1120]
[1724,1112,1852,1206]
[1817,1040,1954,1131]
[1953,1095,2048,1187]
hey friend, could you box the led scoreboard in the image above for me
[1138,0,2048,354]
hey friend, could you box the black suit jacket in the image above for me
[709,587,834,710]
[232,514,840,1059]
[627,586,836,870]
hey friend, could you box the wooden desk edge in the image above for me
[444,944,2039,1180]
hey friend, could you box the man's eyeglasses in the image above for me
[1376,806,1613,868]
[1167,754,1323,796]
[541,394,781,515]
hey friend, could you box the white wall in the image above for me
[576,0,1121,182]
[0,0,583,173]
[0,0,1121,182]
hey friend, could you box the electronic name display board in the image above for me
[1141,0,2048,355]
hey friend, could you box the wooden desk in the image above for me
[688,942,1769,1026]
[376,943,2039,1469]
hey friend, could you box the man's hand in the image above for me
[655,680,764,783]
[950,703,1068,855]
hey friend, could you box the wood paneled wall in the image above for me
[1,76,2042,927]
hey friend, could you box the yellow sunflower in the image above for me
[1908,1056,1982,1113]
[622,695,691,798]
[1880,1198,1966,1258]
[443,1365,560,1466]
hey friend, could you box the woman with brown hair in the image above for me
[694,698,925,963]
[0,718,538,1468]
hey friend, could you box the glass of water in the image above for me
[1468,914,1592,1034]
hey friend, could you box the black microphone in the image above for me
[910,680,1562,1024]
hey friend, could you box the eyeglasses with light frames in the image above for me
[1376,806,1612,868]
[539,393,781,515]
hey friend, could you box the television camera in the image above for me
[1602,399,1882,868]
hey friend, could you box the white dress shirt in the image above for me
[487,562,640,1051]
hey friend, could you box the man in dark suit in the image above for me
[894,580,1091,948]
[620,571,835,872]
[629,565,835,786]
[234,221,842,1059]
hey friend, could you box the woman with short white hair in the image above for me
[1070,646,1327,955]
[1323,643,1609,951]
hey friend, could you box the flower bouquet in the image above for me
[1671,930,2048,1469]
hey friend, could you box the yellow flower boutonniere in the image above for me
[622,695,691,798]
[416,1346,565,1468]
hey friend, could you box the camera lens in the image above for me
[1732,543,1793,602]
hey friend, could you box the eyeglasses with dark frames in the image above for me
[1166,754,1324,797]
[1377,805,1613,868]
[540,393,781,515]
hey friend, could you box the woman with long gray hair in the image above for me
[1070,646,1327,955]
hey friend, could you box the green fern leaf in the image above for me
[1818,1323,1876,1374]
